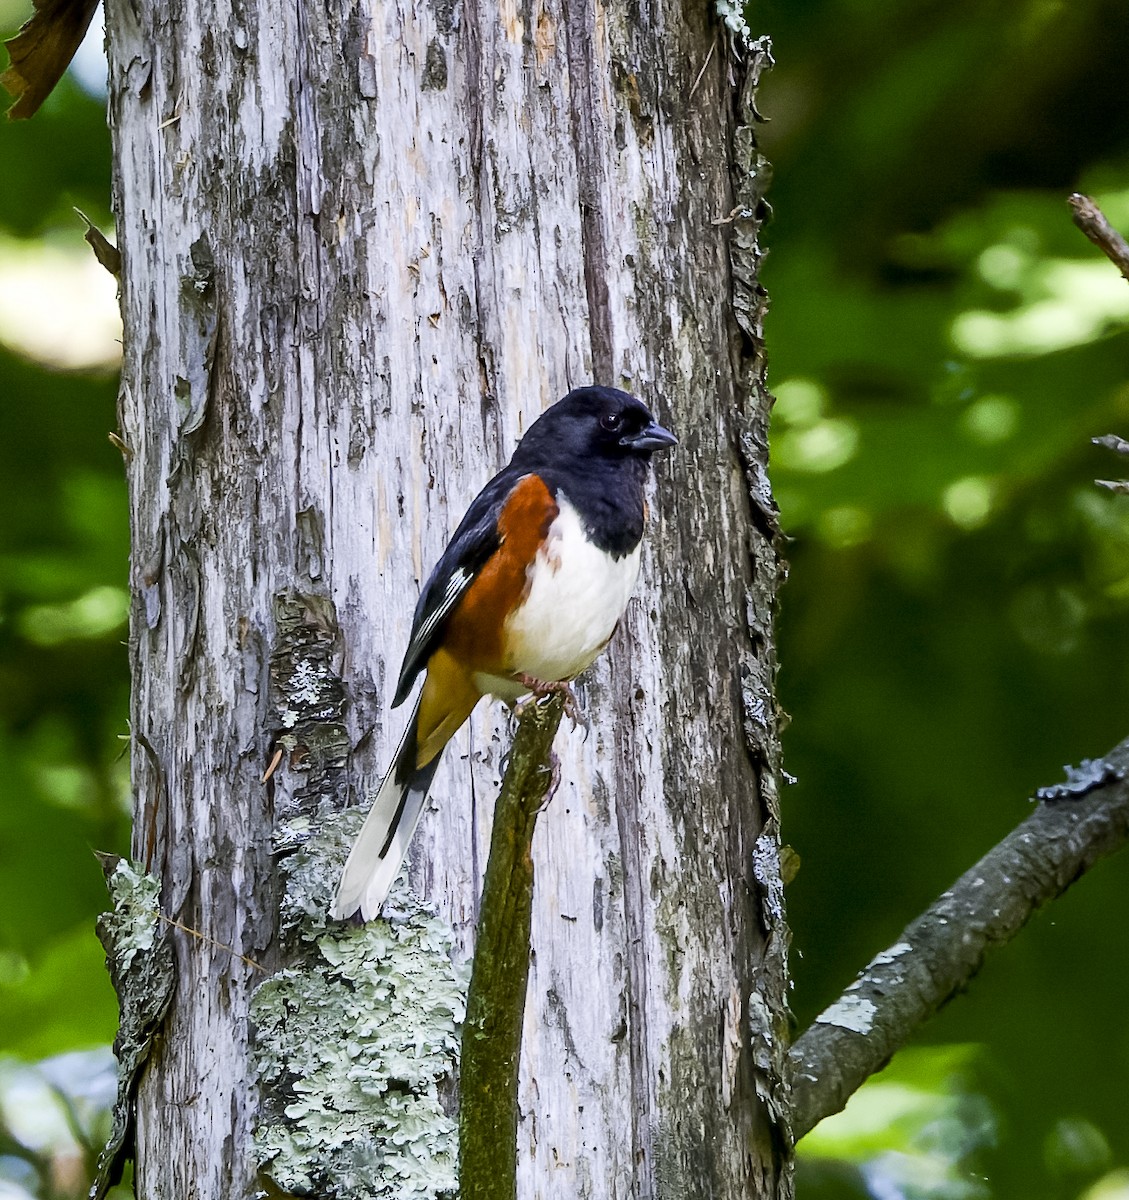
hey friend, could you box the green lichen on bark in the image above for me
[251,810,468,1199]
[99,855,165,963]
[90,855,176,1200]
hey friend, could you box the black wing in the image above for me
[391,466,525,706]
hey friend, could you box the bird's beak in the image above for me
[622,421,678,451]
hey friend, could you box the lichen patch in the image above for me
[251,810,469,1198]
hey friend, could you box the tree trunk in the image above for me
[104,0,787,1193]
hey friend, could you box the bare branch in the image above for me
[1092,437,1129,493]
[1093,434,1129,456]
[459,694,565,1200]
[1069,193,1129,283]
[789,738,1129,1141]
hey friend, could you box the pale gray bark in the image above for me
[104,0,785,1194]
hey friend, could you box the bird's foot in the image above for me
[515,675,586,729]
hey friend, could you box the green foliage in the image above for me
[0,29,125,1199]
[0,341,126,1060]
[3,1,1129,1198]
[761,0,1129,1195]
[0,1048,124,1200]
[799,1047,995,1200]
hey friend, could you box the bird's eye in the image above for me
[601,412,624,432]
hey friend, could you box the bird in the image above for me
[331,385,677,920]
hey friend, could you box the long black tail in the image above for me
[331,698,442,919]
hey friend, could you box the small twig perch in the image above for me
[1068,197,1129,491]
[788,739,1129,1140]
[459,694,565,1200]
[1068,193,1129,283]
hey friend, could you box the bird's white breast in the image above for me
[499,495,641,687]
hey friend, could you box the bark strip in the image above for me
[789,737,1129,1140]
[459,695,565,1200]
[560,0,614,380]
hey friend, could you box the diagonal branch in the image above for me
[459,693,565,1200]
[1069,196,1129,489]
[788,737,1129,1141]
[1068,193,1129,283]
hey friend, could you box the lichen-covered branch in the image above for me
[787,186,1129,1147]
[459,695,565,1200]
[1069,193,1129,283]
[789,738,1129,1141]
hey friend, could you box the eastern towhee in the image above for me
[332,385,677,919]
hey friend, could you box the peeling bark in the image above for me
[89,857,175,1200]
[105,0,786,1193]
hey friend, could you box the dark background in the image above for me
[760,0,1129,1196]
[1,0,1128,1195]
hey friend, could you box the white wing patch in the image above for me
[501,495,641,684]
[405,564,475,666]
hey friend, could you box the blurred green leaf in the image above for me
[0,66,110,233]
[800,1047,995,1200]
[0,724,112,953]
[761,0,1129,1195]
[0,926,116,1058]
[0,58,127,1133]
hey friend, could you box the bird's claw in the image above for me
[515,675,586,729]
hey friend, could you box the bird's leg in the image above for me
[515,674,586,729]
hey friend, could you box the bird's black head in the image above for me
[514,385,677,467]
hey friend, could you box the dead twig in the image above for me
[689,40,717,101]
[74,208,122,277]
[159,914,266,973]
[1068,193,1129,284]
[260,745,284,783]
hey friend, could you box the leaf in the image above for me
[0,923,117,1057]
[1,0,101,120]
